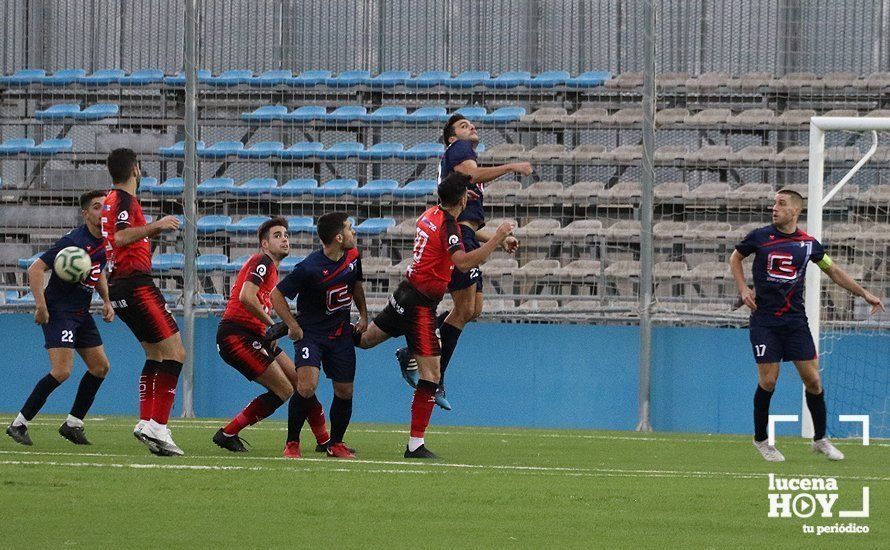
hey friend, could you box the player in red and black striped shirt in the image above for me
[101,148,185,457]
[356,173,514,458]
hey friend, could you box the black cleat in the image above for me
[315,440,357,454]
[6,423,33,446]
[404,444,438,459]
[212,428,249,453]
[58,422,91,445]
[396,347,419,388]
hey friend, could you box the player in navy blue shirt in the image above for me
[396,113,531,410]
[271,212,367,459]
[730,189,884,462]
[6,191,115,447]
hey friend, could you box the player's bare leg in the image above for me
[7,348,74,446]
[752,362,785,462]
[56,345,111,445]
[794,359,843,460]
[283,363,323,458]
[404,355,441,459]
[135,334,186,456]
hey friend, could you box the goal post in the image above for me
[805,116,890,438]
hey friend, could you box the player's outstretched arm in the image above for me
[239,280,275,326]
[97,271,114,322]
[729,250,756,311]
[454,159,533,185]
[821,262,886,315]
[27,258,50,324]
[115,215,180,247]
[352,281,368,333]
[451,221,514,271]
[270,288,302,341]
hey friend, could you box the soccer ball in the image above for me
[54,246,92,283]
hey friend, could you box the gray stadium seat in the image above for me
[688,108,731,125]
[556,220,603,241]
[604,181,642,201]
[656,108,689,125]
[822,72,859,89]
[514,218,560,239]
[690,145,735,163]
[730,108,775,126]
[685,222,732,241]
[607,145,643,163]
[654,181,688,200]
[604,72,643,89]
[518,180,564,203]
[654,145,691,162]
[605,220,642,240]
[608,107,643,126]
[478,143,525,163]
[520,107,567,124]
[528,144,568,161]
[569,144,607,161]
[685,71,730,91]
[485,181,522,202]
[776,109,816,126]
[776,72,822,90]
[736,145,777,163]
[561,181,605,205]
[685,182,732,201]
[653,221,688,240]
[727,72,774,90]
[776,146,809,164]
[561,107,608,124]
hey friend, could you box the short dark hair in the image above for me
[106,148,138,184]
[442,113,467,145]
[79,190,106,210]
[777,188,804,207]
[317,212,350,245]
[257,217,289,246]
[438,172,470,207]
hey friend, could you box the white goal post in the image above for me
[804,116,890,437]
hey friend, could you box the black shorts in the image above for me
[373,281,441,357]
[217,321,283,381]
[41,309,102,349]
[749,322,818,364]
[109,275,179,344]
[448,225,483,292]
[293,331,356,383]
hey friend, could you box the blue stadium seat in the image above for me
[480,106,526,123]
[286,70,332,87]
[324,70,371,87]
[231,177,277,196]
[160,140,206,158]
[163,69,212,86]
[352,179,399,197]
[35,104,81,120]
[41,69,87,86]
[196,293,226,305]
[398,142,444,160]
[28,138,73,155]
[313,179,359,197]
[279,255,306,272]
[526,70,570,88]
[455,106,487,120]
[10,292,36,305]
[485,71,531,88]
[402,106,449,123]
[393,179,437,198]
[197,177,235,196]
[566,70,611,88]
[445,70,490,88]
[76,103,120,120]
[271,178,318,196]
[319,142,364,160]
[78,69,125,86]
[355,217,397,235]
[242,105,288,122]
[196,254,229,272]
[199,141,244,158]
[226,216,270,234]
[196,215,232,233]
[153,253,185,272]
[286,105,327,122]
[238,141,284,158]
[367,70,412,88]
[207,69,254,86]
[0,69,46,86]
[0,138,35,155]
[18,253,42,269]
[287,216,315,233]
[324,105,367,122]
[162,292,179,305]
[279,142,324,159]
[250,69,293,87]
[226,255,251,272]
[405,70,451,88]
[147,177,184,196]
[364,106,408,123]
[358,142,404,160]
[120,69,164,86]
[135,177,160,193]
[2,289,21,304]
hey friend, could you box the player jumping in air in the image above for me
[730,189,884,462]
[6,191,114,446]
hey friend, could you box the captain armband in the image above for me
[816,254,834,272]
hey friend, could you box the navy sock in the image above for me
[287,392,315,443]
[329,395,353,443]
[753,385,774,442]
[806,390,827,441]
[21,374,62,421]
[70,371,105,420]
[438,322,462,384]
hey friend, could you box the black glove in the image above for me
[265,321,288,342]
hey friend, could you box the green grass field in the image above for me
[0,415,885,548]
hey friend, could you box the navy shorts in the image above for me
[448,225,483,292]
[749,323,817,364]
[42,310,102,349]
[293,331,356,383]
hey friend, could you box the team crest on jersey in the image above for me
[253,264,267,279]
[117,210,129,222]
[448,234,460,246]
[252,340,262,350]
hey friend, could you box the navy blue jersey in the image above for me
[38,225,107,312]
[276,248,363,338]
[438,139,485,226]
[735,225,825,327]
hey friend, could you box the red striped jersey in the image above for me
[101,189,152,280]
[222,253,278,335]
[405,205,464,301]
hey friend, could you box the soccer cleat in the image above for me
[404,444,438,459]
[812,438,844,461]
[141,424,184,457]
[326,441,356,459]
[753,439,785,462]
[58,422,91,445]
[315,440,357,454]
[434,385,452,411]
[212,428,249,453]
[396,347,419,388]
[283,441,302,458]
[6,423,33,446]
[133,421,161,454]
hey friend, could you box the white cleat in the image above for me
[133,420,160,454]
[812,438,844,461]
[141,422,185,457]
[753,439,786,462]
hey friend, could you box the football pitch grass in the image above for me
[1,415,885,548]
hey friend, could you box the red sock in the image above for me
[152,371,179,424]
[139,360,160,421]
[224,392,284,435]
[306,399,330,444]
[410,381,437,438]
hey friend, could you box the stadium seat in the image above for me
[146,177,183,196]
[10,292,36,305]
[480,106,526,123]
[199,141,244,158]
[405,70,451,88]
[653,221,688,240]
[160,140,206,157]
[196,177,235,196]
[35,104,81,120]
[515,259,561,279]
[479,143,525,163]
[730,108,775,126]
[358,142,404,159]
[562,181,605,205]
[518,180,564,203]
[250,69,293,87]
[485,181,522,202]
[324,70,371,87]
[196,254,229,272]
[608,107,643,126]
[313,178,359,197]
[355,217,397,235]
[17,253,41,269]
[562,107,609,124]
[656,108,689,125]
[279,255,306,272]
[385,219,417,238]
[526,70,570,88]
[565,70,611,88]
[285,105,327,122]
[153,253,185,272]
[393,179,437,198]
[242,105,288,122]
[27,138,72,155]
[685,71,731,91]
[226,216,271,234]
[163,69,212,85]
[231,177,277,196]
[78,69,125,86]
[226,255,251,272]
[455,106,487,120]
[287,217,314,233]
[363,106,408,123]
[684,182,731,201]
[654,181,689,200]
[777,146,809,164]
[605,72,644,89]
[684,222,733,241]
[286,70,332,87]
[402,106,448,123]
[485,71,531,88]
[352,179,399,198]
[514,218,560,238]
[76,103,119,120]
[367,70,412,88]
[120,69,165,85]
[605,220,642,240]
[445,70,490,88]
[324,105,367,122]
[196,215,231,233]
[689,108,731,125]
[521,107,567,123]
[319,141,364,159]
[654,145,691,162]
[196,293,226,305]
[271,178,318,196]
[41,69,86,86]
[690,145,736,163]
[569,144,607,161]
[0,69,46,86]
[398,142,444,160]
[776,109,816,126]
[238,141,284,158]
[528,144,568,161]
[556,220,603,240]
[360,256,393,275]
[207,69,254,86]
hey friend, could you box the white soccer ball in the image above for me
[53,246,92,284]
